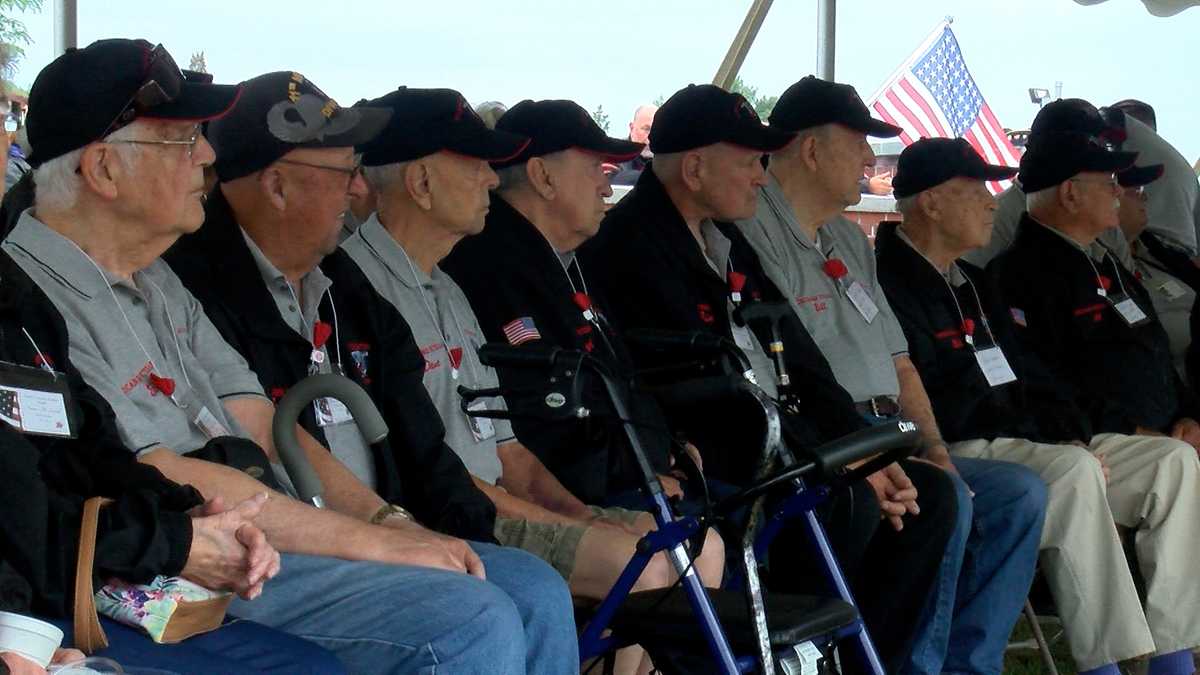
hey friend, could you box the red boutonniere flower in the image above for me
[961,318,975,337]
[823,258,849,280]
[148,373,175,397]
[1098,276,1112,292]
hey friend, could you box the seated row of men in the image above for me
[2,37,1198,675]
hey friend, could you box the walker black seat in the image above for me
[608,588,857,653]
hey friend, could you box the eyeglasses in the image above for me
[101,44,186,139]
[275,158,364,190]
[108,125,204,159]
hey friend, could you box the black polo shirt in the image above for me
[441,195,670,504]
[580,168,866,484]
[875,221,1091,444]
[988,212,1200,434]
[164,190,496,542]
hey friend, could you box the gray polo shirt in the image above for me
[240,230,377,490]
[340,214,510,485]
[695,221,778,399]
[735,175,907,401]
[962,182,1132,268]
[3,211,265,455]
[1130,243,1195,378]
[1123,116,1200,256]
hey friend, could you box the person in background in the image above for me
[609,104,656,185]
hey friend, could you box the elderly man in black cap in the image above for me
[990,128,1200,455]
[3,49,572,673]
[733,76,1046,675]
[878,137,1200,675]
[582,82,967,673]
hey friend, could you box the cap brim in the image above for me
[845,115,904,138]
[448,125,531,162]
[1118,163,1165,188]
[966,162,1019,182]
[729,124,797,153]
[143,81,243,123]
[578,137,644,163]
[1084,148,1138,174]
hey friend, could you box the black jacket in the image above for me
[0,251,200,618]
[442,196,670,504]
[581,169,866,484]
[875,222,1091,444]
[164,190,496,542]
[988,213,1200,433]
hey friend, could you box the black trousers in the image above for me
[766,460,959,674]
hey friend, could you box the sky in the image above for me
[7,0,1200,163]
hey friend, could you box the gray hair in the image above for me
[495,163,529,193]
[361,162,407,196]
[1025,184,1059,213]
[33,122,145,212]
[894,194,919,216]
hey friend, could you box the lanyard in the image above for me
[68,240,190,403]
[283,282,341,376]
[1079,246,1130,300]
[395,244,475,382]
[938,267,998,350]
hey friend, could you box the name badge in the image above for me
[1158,280,1188,301]
[466,399,495,442]
[0,362,75,438]
[974,346,1018,387]
[314,396,355,427]
[845,280,879,323]
[193,404,231,439]
[1108,293,1149,327]
[731,324,756,352]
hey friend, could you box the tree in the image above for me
[591,104,610,133]
[189,51,207,74]
[0,0,43,83]
[729,76,778,119]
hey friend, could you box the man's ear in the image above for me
[918,190,940,220]
[259,167,287,211]
[797,133,822,174]
[526,157,555,201]
[680,151,705,192]
[406,160,434,211]
[1059,181,1080,214]
[77,144,122,201]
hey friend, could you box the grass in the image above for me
[1003,615,1200,675]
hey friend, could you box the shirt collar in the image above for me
[239,227,332,324]
[355,211,438,289]
[1028,215,1108,262]
[894,225,969,287]
[761,172,821,250]
[6,210,135,300]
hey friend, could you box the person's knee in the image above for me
[1004,462,1049,525]
[1045,444,1107,496]
[698,529,725,587]
[634,553,674,592]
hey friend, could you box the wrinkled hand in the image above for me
[865,462,920,531]
[656,473,685,499]
[1170,417,1200,450]
[184,493,280,600]
[379,519,486,580]
[1095,453,1111,484]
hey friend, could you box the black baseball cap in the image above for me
[26,38,241,168]
[768,75,902,138]
[1018,131,1137,193]
[208,71,392,182]
[892,138,1017,198]
[1029,98,1125,144]
[1118,163,1164,188]
[492,99,642,169]
[648,84,795,154]
[356,87,530,167]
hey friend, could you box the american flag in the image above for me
[502,317,541,345]
[868,23,1020,194]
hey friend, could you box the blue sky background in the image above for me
[8,0,1200,163]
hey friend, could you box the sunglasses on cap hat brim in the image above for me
[102,44,240,138]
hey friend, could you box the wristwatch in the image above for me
[369,503,413,525]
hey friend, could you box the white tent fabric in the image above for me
[1074,0,1200,17]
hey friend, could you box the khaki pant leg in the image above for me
[1089,433,1200,655]
[950,437,1154,669]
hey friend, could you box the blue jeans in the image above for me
[905,455,1047,675]
[229,543,577,674]
[48,616,344,674]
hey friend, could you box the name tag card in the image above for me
[845,280,879,324]
[314,397,355,427]
[0,362,75,438]
[974,346,1018,387]
[1158,280,1188,301]
[466,399,496,443]
[193,405,231,439]
[1108,293,1149,327]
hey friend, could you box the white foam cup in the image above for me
[0,611,65,668]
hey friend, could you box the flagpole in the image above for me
[865,19,950,104]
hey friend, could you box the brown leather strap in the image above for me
[73,497,112,654]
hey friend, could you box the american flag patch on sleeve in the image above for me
[502,317,541,345]
[1010,308,1027,327]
